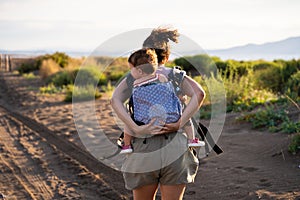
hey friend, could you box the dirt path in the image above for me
[189,121,300,200]
[0,72,130,199]
[0,106,129,199]
[0,71,299,200]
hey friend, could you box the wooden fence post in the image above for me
[0,54,2,71]
[5,55,10,72]
[8,55,11,71]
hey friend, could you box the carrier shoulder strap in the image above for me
[168,66,186,95]
[126,73,135,94]
[169,66,223,156]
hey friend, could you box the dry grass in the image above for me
[39,59,61,79]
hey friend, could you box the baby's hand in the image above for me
[179,95,187,103]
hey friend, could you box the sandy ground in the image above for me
[0,71,299,200]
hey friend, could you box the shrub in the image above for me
[223,68,277,111]
[285,71,300,100]
[281,120,300,134]
[253,62,283,93]
[174,54,216,76]
[39,83,60,94]
[276,59,299,83]
[37,52,69,68]
[22,72,37,79]
[288,134,300,154]
[107,70,125,81]
[39,59,61,79]
[64,84,102,102]
[216,60,250,78]
[17,63,39,74]
[244,106,289,129]
[73,67,107,86]
[240,104,299,134]
[49,70,75,87]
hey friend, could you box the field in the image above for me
[0,53,299,199]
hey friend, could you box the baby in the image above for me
[120,48,204,154]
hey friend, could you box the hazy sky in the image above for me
[0,0,299,51]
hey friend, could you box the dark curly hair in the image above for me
[143,27,179,64]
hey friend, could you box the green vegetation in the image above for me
[28,53,128,101]
[36,52,70,68]
[22,72,38,79]
[64,84,102,102]
[238,104,299,133]
[39,83,61,94]
[288,134,300,154]
[16,52,299,153]
[175,55,299,155]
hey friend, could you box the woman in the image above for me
[111,27,205,200]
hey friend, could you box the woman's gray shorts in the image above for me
[122,132,199,190]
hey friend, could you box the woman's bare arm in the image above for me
[179,75,205,127]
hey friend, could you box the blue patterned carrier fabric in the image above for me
[132,81,182,125]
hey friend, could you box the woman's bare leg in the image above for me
[160,184,186,200]
[133,184,159,200]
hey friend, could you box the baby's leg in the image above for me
[120,126,134,154]
[123,126,132,146]
[183,119,195,140]
[185,119,205,147]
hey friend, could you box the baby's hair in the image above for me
[143,27,179,64]
[128,48,158,74]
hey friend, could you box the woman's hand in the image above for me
[132,119,164,136]
[151,119,181,135]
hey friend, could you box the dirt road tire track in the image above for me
[0,104,129,199]
[0,72,130,199]
[0,124,53,200]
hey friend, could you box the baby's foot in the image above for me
[188,138,205,147]
[120,145,133,154]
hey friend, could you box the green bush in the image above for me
[49,70,75,87]
[39,83,61,94]
[216,60,250,78]
[253,62,283,93]
[276,59,299,83]
[107,70,125,81]
[22,72,37,79]
[17,63,39,74]
[240,104,300,134]
[281,120,300,134]
[73,67,107,86]
[288,134,300,154]
[64,84,102,102]
[100,80,114,92]
[37,52,69,68]
[285,71,300,100]
[244,106,289,129]
[174,54,216,76]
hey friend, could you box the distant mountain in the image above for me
[0,49,91,58]
[1,36,299,60]
[207,36,300,60]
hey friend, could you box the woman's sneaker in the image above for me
[188,138,205,147]
[120,145,133,154]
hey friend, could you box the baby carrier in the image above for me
[129,75,182,126]
[117,67,223,156]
